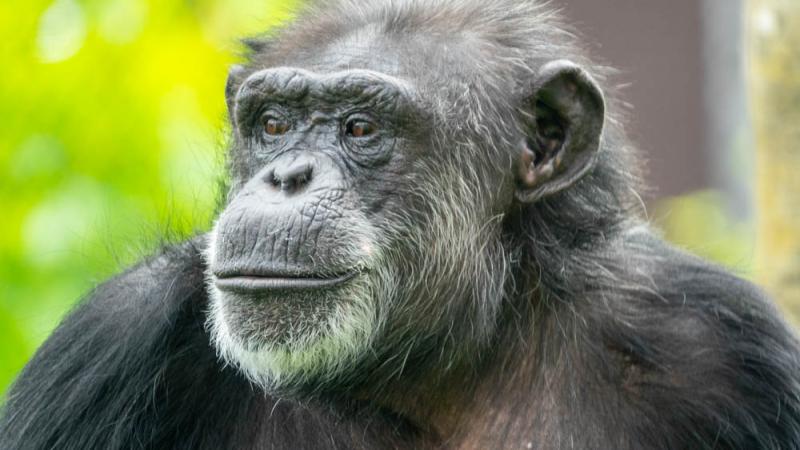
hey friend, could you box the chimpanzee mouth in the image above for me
[213,269,360,293]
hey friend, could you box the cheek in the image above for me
[371,159,511,319]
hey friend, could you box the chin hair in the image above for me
[204,276,382,393]
[201,217,397,393]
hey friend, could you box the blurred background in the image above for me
[0,0,798,396]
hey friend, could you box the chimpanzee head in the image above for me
[204,0,615,395]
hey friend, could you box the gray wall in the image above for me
[557,0,750,213]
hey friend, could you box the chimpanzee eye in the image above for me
[345,118,378,138]
[264,117,290,136]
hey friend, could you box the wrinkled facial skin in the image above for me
[215,68,419,280]
[204,65,512,394]
[205,67,413,389]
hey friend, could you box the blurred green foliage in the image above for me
[654,191,755,277]
[0,0,297,395]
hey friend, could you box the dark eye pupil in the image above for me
[347,120,376,138]
[265,118,288,135]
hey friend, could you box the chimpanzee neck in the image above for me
[361,287,569,449]
[361,225,636,449]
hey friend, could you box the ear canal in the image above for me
[515,60,606,204]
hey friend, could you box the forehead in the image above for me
[309,25,405,75]
[324,30,500,105]
[278,24,477,88]
[273,26,410,79]
[256,22,517,126]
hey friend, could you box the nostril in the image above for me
[271,163,314,194]
[295,167,312,186]
[288,166,313,191]
[266,170,281,188]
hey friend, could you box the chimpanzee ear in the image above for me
[515,60,605,203]
[225,64,248,123]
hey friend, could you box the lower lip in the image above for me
[214,272,359,293]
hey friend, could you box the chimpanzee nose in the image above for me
[267,157,314,195]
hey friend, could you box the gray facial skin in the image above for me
[206,69,419,389]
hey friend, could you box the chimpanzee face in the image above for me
[204,35,604,393]
[205,65,434,389]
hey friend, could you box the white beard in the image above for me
[202,227,383,391]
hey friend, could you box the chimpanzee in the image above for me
[2,0,799,449]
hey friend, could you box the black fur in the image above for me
[0,241,418,449]
[2,1,800,449]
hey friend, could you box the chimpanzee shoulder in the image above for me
[588,230,800,449]
[0,239,417,450]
